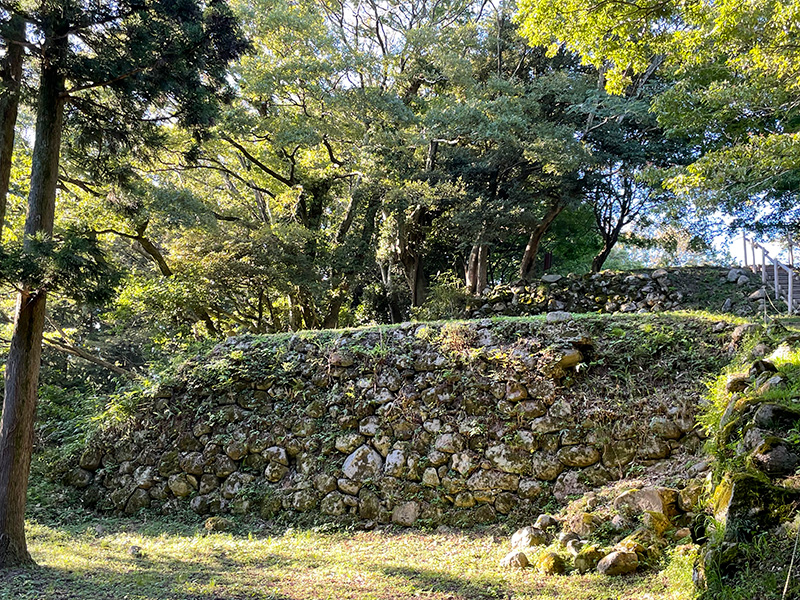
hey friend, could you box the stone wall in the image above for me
[67,314,734,527]
[468,266,763,319]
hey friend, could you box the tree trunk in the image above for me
[591,242,613,273]
[0,34,67,568]
[519,201,565,281]
[0,15,25,244]
[465,243,488,294]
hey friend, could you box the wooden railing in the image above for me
[743,235,797,314]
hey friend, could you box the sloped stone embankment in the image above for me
[66,315,734,527]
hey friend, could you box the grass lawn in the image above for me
[0,519,697,600]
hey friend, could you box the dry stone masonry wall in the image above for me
[67,315,734,527]
[469,267,765,319]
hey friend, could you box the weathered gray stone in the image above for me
[263,446,288,465]
[451,451,478,476]
[264,462,289,483]
[467,469,519,491]
[313,473,337,494]
[500,550,529,568]
[392,501,420,526]
[291,490,318,512]
[168,473,196,497]
[190,494,221,516]
[321,492,347,516]
[208,452,236,478]
[359,416,380,436]
[546,311,572,323]
[225,439,248,461]
[511,526,548,550]
[486,443,530,474]
[79,447,103,471]
[506,382,528,402]
[602,440,637,468]
[597,551,639,575]
[530,416,561,434]
[649,417,682,440]
[124,489,150,514]
[343,445,384,482]
[495,492,517,514]
[337,478,361,495]
[530,454,564,481]
[384,448,406,477]
[435,433,465,453]
[179,452,205,476]
[335,433,365,454]
[422,467,440,487]
[534,514,559,530]
[65,468,93,489]
[557,445,600,468]
[133,466,156,490]
[518,478,544,499]
[220,472,254,499]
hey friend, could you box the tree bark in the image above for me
[465,243,488,294]
[0,33,67,568]
[591,242,613,273]
[519,201,564,281]
[0,15,25,244]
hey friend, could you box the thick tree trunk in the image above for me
[591,243,613,273]
[465,243,488,294]
[0,35,67,568]
[0,15,25,244]
[519,201,564,281]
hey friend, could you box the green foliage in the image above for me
[515,0,800,237]
[0,229,120,305]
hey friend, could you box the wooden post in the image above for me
[762,248,767,283]
[775,260,780,300]
[789,268,794,315]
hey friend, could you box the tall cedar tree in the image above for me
[0,0,246,567]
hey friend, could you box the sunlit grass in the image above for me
[0,520,700,600]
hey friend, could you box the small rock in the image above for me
[725,375,750,393]
[597,550,639,576]
[534,514,560,530]
[542,274,563,283]
[736,275,750,286]
[566,539,585,556]
[749,288,767,301]
[558,531,581,547]
[574,545,605,573]
[511,526,547,550]
[535,552,566,575]
[128,545,143,558]
[500,550,529,568]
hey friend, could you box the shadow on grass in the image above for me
[0,554,297,600]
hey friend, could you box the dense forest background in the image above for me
[0,0,796,388]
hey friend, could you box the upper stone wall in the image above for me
[67,314,736,527]
[468,267,763,319]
